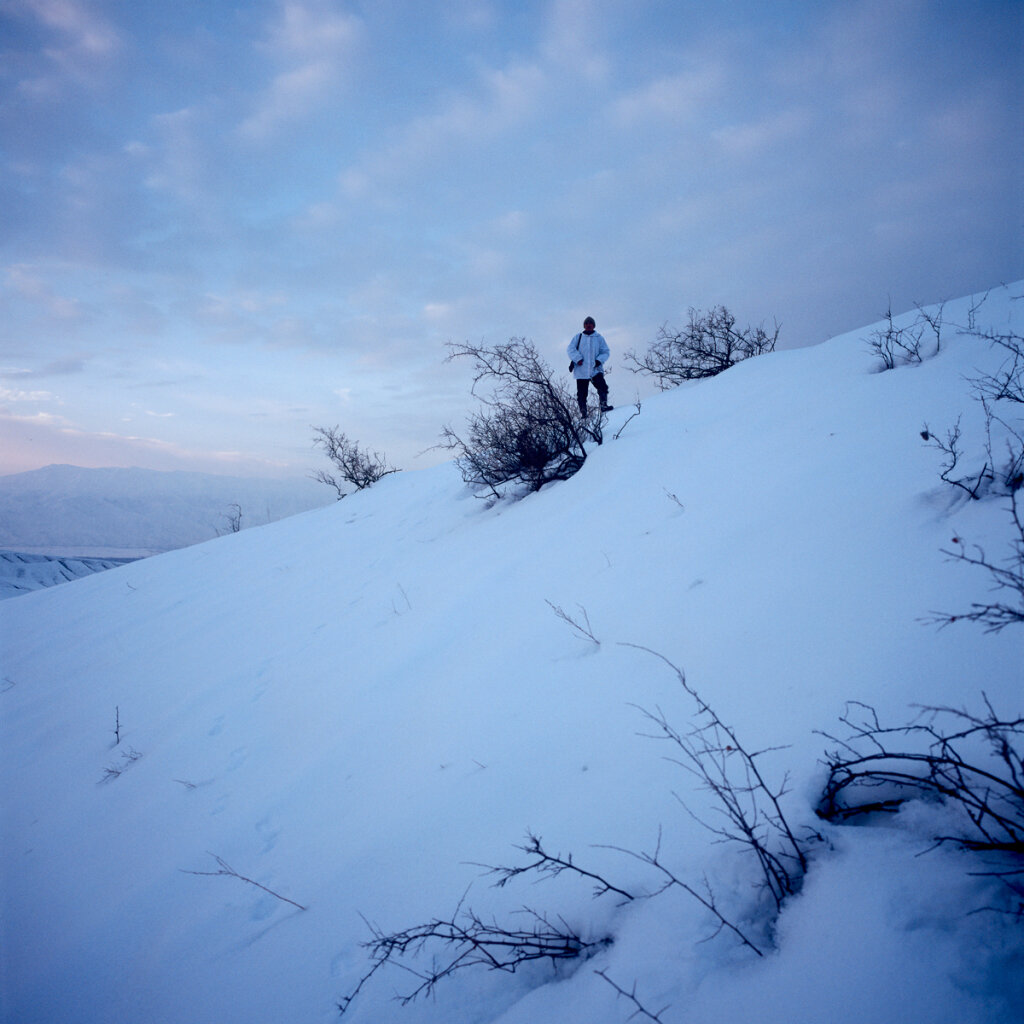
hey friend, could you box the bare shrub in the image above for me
[867,302,945,371]
[921,417,994,501]
[626,305,778,389]
[441,338,600,496]
[312,426,398,499]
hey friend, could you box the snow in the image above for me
[0,551,137,600]
[2,286,1022,1024]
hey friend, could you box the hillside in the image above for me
[2,287,1022,1024]
[0,551,137,600]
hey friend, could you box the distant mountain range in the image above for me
[0,464,335,558]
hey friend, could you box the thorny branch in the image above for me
[926,313,1024,629]
[602,828,765,956]
[596,969,670,1023]
[477,831,635,903]
[338,895,608,1016]
[927,494,1024,632]
[621,643,809,912]
[182,854,307,911]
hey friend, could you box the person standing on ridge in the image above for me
[568,316,613,417]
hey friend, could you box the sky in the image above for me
[1,0,1022,481]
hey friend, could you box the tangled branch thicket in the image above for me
[625,305,778,388]
[818,699,1024,852]
[934,498,1024,633]
[923,300,1024,631]
[817,698,1024,914]
[440,338,601,496]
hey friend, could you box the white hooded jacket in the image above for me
[567,330,610,380]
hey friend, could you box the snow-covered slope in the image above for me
[2,287,1022,1024]
[0,465,333,558]
[0,550,137,600]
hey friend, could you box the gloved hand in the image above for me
[569,361,575,372]
[594,361,602,369]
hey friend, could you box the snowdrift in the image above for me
[2,287,1022,1024]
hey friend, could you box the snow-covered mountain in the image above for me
[2,287,1021,1024]
[0,464,334,558]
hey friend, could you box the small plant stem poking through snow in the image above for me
[100,746,141,782]
[182,854,307,911]
[547,601,601,646]
[613,398,643,440]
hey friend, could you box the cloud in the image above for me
[712,108,814,157]
[339,61,545,194]
[443,1,500,32]
[139,107,208,203]
[0,356,85,378]
[25,0,119,55]
[611,62,725,125]
[237,0,363,141]
[0,385,55,402]
[539,0,612,82]
[5,0,120,93]
[4,264,83,321]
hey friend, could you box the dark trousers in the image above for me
[576,373,609,414]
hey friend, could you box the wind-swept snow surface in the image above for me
[2,287,1022,1024]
